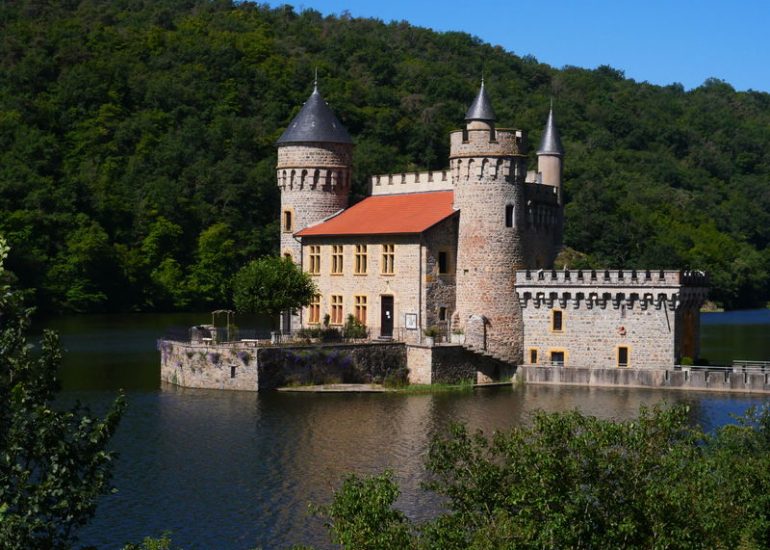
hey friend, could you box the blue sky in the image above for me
[274,0,770,93]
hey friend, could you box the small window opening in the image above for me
[530,349,538,364]
[551,351,565,366]
[552,310,563,332]
[283,210,293,232]
[230,365,236,378]
[618,347,629,368]
[438,307,447,322]
[505,204,514,227]
[438,251,449,274]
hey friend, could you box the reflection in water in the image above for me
[38,310,770,548]
[74,384,769,549]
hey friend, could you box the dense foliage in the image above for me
[2,1,769,312]
[0,236,125,548]
[317,405,770,549]
[233,256,315,316]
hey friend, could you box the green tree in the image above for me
[317,404,770,549]
[232,256,316,317]
[0,235,125,549]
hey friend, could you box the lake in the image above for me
[39,310,770,549]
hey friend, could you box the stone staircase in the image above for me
[461,343,515,366]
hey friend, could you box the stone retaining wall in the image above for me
[406,344,515,385]
[160,340,406,391]
[516,366,770,394]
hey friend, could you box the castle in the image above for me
[275,80,708,372]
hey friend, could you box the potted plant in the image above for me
[423,326,440,346]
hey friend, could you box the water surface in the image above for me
[38,310,770,549]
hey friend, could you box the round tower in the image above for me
[276,82,353,263]
[451,81,529,363]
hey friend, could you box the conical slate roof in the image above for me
[277,85,352,145]
[537,106,564,155]
[465,80,496,122]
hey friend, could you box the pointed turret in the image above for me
[277,83,352,145]
[537,102,564,202]
[276,79,353,301]
[465,79,496,123]
[536,103,564,156]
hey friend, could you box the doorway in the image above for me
[380,296,394,338]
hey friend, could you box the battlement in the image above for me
[515,269,708,287]
[369,170,453,195]
[515,269,708,311]
[449,128,526,158]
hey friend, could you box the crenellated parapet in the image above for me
[515,269,709,311]
[369,170,452,195]
[516,268,708,287]
[449,128,526,158]
[277,165,351,193]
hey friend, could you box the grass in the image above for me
[390,380,475,394]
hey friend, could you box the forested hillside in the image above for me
[2,1,769,312]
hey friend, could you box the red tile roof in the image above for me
[296,191,456,237]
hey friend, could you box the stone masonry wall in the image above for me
[300,217,459,343]
[370,170,453,195]
[406,344,513,385]
[517,366,770,394]
[160,340,259,391]
[516,269,708,369]
[160,340,406,391]
[277,143,352,266]
[422,216,459,333]
[451,127,529,362]
[301,235,423,342]
[520,302,677,368]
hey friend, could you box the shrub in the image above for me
[343,314,367,339]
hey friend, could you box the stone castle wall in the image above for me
[300,234,422,341]
[517,366,770,394]
[277,143,353,265]
[515,269,708,368]
[450,128,530,363]
[369,170,453,195]
[160,340,407,391]
[299,216,458,342]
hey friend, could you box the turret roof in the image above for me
[537,106,564,155]
[465,80,496,122]
[277,84,352,145]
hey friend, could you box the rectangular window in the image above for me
[438,306,447,321]
[505,204,514,227]
[331,245,343,274]
[552,310,563,332]
[381,244,395,274]
[282,210,293,232]
[331,295,343,325]
[618,346,629,368]
[308,245,320,275]
[308,294,321,324]
[550,351,565,366]
[530,349,538,364]
[354,244,367,274]
[438,251,449,274]
[354,295,368,325]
